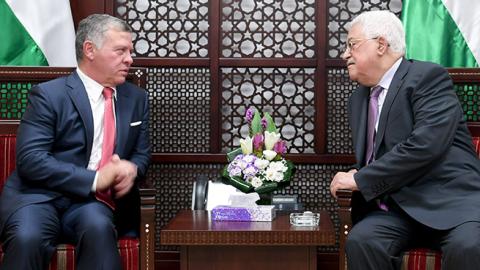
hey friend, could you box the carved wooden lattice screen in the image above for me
[108,0,407,257]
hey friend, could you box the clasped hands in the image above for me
[330,169,359,198]
[96,154,137,198]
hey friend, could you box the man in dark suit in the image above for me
[330,10,480,270]
[0,14,150,269]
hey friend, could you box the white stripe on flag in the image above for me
[443,0,480,65]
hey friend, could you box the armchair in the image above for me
[0,67,155,270]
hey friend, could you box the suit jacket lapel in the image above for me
[114,84,131,157]
[66,72,95,160]
[351,86,369,165]
[375,58,411,155]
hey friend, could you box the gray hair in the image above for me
[349,10,405,56]
[75,14,132,61]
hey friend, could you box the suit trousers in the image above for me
[345,201,480,270]
[0,197,121,270]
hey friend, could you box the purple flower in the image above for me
[245,107,255,123]
[234,154,244,161]
[261,117,267,129]
[243,163,259,180]
[228,164,242,177]
[253,134,264,151]
[242,154,257,164]
[273,140,287,155]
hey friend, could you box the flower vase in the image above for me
[256,192,273,205]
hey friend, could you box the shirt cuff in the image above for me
[91,172,98,192]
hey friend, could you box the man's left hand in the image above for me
[330,169,359,198]
[112,159,137,198]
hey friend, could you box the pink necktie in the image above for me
[365,86,383,165]
[96,87,116,210]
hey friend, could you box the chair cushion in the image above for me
[402,248,441,270]
[400,136,480,270]
[0,238,139,270]
[473,136,480,157]
[118,238,140,270]
[0,134,16,194]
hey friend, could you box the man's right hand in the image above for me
[96,154,123,191]
[96,154,138,198]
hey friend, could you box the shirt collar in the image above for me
[375,57,403,91]
[76,68,117,102]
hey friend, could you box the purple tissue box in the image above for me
[211,205,276,222]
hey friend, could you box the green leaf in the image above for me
[263,112,277,132]
[283,160,296,182]
[254,182,278,194]
[250,110,262,136]
[226,148,243,162]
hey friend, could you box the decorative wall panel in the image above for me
[455,84,480,121]
[327,68,356,154]
[0,82,30,120]
[327,0,402,58]
[147,67,211,153]
[220,67,316,153]
[221,0,316,58]
[116,0,210,57]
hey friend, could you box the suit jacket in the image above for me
[0,71,151,234]
[350,59,480,230]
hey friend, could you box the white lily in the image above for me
[264,131,280,150]
[263,150,277,161]
[239,136,253,154]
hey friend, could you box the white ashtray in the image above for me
[289,211,320,226]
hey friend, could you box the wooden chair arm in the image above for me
[336,189,354,270]
[139,178,156,270]
[337,189,353,206]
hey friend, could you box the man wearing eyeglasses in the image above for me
[330,10,480,270]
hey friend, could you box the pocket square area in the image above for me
[130,121,142,126]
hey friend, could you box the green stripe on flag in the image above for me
[401,0,478,68]
[0,0,48,66]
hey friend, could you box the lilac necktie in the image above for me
[366,86,389,211]
[365,86,383,165]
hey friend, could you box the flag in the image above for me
[401,0,480,67]
[0,0,76,66]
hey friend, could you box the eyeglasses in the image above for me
[341,37,379,54]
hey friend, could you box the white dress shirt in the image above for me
[76,68,117,191]
[372,57,403,131]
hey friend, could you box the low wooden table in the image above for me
[160,210,335,270]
